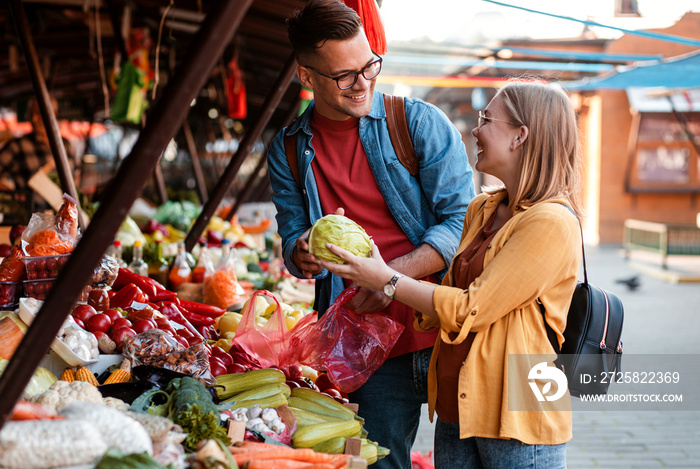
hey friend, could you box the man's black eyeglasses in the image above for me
[304,53,383,90]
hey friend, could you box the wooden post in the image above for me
[0,0,255,431]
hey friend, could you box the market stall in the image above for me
[0,0,396,466]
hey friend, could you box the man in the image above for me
[267,0,475,467]
[0,96,75,211]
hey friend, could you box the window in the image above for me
[615,0,640,17]
[626,112,700,192]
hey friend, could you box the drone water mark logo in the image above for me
[528,362,568,402]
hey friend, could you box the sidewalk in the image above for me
[411,244,700,468]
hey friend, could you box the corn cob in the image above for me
[291,419,362,448]
[215,368,286,400]
[225,382,291,403]
[226,391,289,410]
[60,368,76,382]
[75,366,99,386]
[104,359,132,384]
[289,406,343,427]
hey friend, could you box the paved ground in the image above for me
[411,244,700,468]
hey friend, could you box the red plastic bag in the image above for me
[232,290,317,372]
[299,288,404,393]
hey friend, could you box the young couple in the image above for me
[268,1,581,467]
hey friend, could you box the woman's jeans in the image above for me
[348,347,432,469]
[434,418,567,469]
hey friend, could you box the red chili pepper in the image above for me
[177,299,226,318]
[180,307,216,327]
[150,290,178,303]
[110,284,145,309]
[159,301,202,339]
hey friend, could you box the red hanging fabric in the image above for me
[227,57,247,120]
[344,0,387,55]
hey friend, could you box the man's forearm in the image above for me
[386,243,446,280]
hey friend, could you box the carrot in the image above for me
[230,443,350,468]
[243,460,336,469]
[10,401,64,421]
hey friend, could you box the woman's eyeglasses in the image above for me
[477,111,519,129]
[304,53,383,90]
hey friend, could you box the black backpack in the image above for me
[541,204,624,398]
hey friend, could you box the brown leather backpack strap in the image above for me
[383,94,419,176]
[284,132,301,187]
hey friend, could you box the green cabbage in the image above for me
[308,214,372,264]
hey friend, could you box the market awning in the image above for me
[564,50,700,91]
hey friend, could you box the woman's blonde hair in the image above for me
[489,80,583,215]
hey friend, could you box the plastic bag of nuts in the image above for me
[121,330,214,385]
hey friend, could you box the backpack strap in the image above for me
[384,94,419,176]
[284,132,301,187]
[540,202,585,356]
[284,95,418,187]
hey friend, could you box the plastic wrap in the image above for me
[91,255,120,287]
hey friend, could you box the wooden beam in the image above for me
[0,0,255,430]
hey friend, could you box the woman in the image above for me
[319,80,582,468]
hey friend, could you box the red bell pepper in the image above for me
[177,299,226,318]
[114,268,159,298]
[110,283,147,309]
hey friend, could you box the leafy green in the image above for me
[308,214,372,264]
[130,389,172,417]
[95,448,174,469]
[176,404,231,453]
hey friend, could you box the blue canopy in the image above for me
[564,50,700,90]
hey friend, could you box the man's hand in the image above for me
[345,285,392,313]
[293,229,322,279]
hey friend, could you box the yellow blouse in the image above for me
[415,191,581,445]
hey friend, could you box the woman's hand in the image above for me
[318,240,396,292]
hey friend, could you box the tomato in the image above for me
[112,327,137,351]
[92,331,108,341]
[314,373,340,393]
[324,388,343,400]
[211,346,233,367]
[86,313,112,334]
[109,317,132,333]
[131,318,156,334]
[285,380,301,389]
[209,356,228,377]
[102,309,123,323]
[226,362,248,374]
[72,304,97,324]
[285,364,303,381]
[73,317,85,329]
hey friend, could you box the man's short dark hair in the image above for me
[287,0,363,61]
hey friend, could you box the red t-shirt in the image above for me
[310,109,438,357]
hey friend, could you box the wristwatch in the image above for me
[383,273,404,300]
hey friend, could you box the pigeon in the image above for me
[615,275,641,291]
